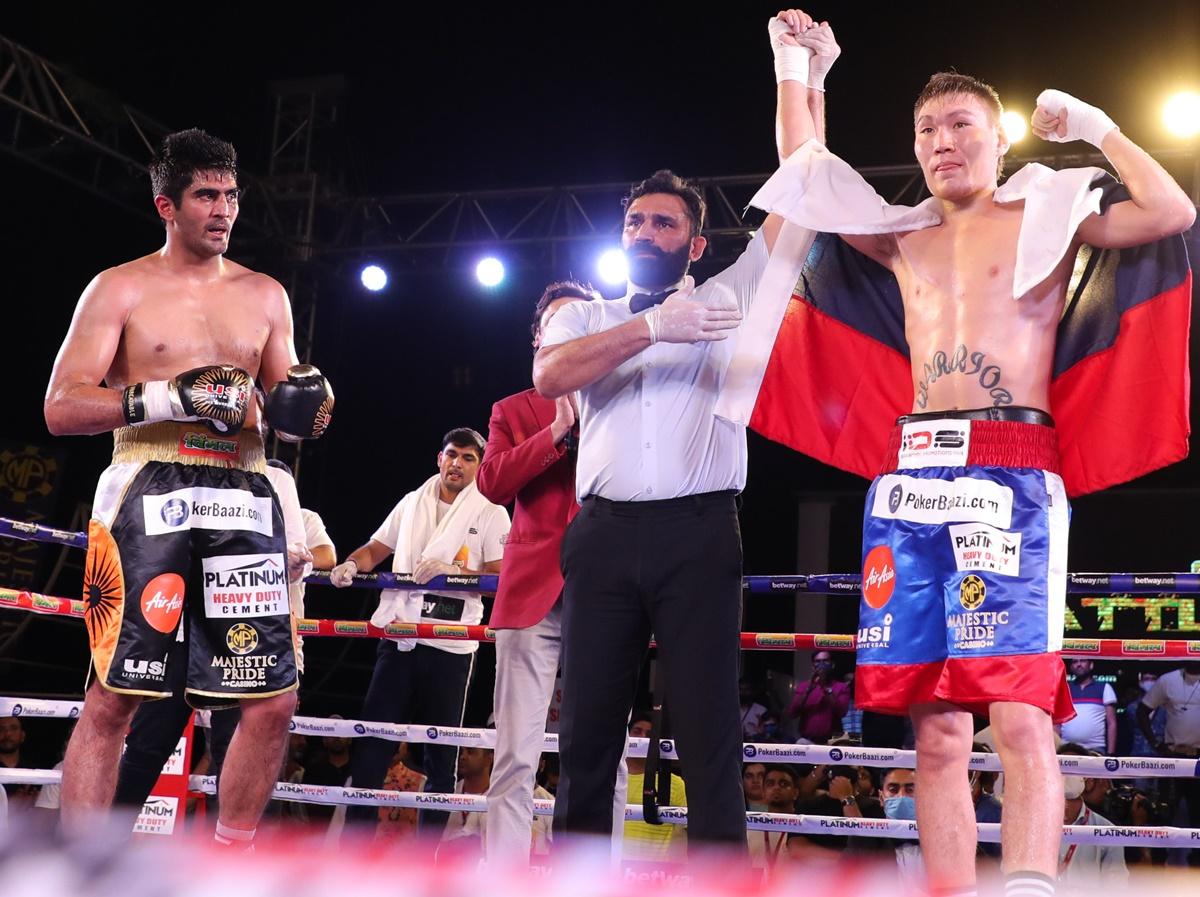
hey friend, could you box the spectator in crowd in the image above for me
[877,767,922,882]
[743,762,767,811]
[853,766,880,811]
[1058,745,1128,890]
[784,767,866,869]
[331,427,509,834]
[749,765,800,871]
[1125,671,1166,790]
[1056,743,1112,814]
[1137,660,1200,866]
[537,754,560,796]
[759,711,785,744]
[436,747,493,864]
[0,716,41,811]
[740,679,769,740]
[788,651,850,743]
[1059,660,1117,754]
[623,713,687,863]
[376,742,426,843]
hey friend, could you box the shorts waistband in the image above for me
[582,490,738,515]
[112,422,267,472]
[897,406,1055,427]
[883,412,1060,474]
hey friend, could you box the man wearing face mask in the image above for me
[533,10,839,848]
[1059,660,1116,755]
[1137,661,1200,862]
[788,651,851,743]
[878,768,923,882]
[1057,747,1128,889]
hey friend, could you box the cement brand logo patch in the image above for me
[959,575,986,610]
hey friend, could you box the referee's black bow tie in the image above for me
[629,290,672,313]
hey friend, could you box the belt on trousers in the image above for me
[582,489,739,514]
[897,405,1055,428]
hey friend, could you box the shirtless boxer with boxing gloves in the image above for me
[44,128,334,848]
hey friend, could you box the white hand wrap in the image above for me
[134,380,187,425]
[768,17,811,85]
[1037,89,1118,148]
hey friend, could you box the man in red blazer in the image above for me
[478,280,611,866]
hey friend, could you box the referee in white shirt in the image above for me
[532,15,833,841]
[535,171,786,845]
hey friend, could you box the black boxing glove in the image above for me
[264,364,335,441]
[122,364,252,435]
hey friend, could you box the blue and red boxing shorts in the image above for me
[856,410,1074,723]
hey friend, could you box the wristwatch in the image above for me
[840,796,856,807]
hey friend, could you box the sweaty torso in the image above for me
[105,254,275,426]
[892,199,1077,414]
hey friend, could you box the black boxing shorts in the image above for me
[83,422,297,708]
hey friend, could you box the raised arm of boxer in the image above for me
[764,10,839,251]
[1034,90,1197,248]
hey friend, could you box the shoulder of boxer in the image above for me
[265,364,335,441]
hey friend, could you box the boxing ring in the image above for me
[2,513,1199,890]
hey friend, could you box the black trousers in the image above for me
[345,641,474,831]
[114,638,238,811]
[554,491,746,846]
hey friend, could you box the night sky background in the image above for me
[2,2,1199,755]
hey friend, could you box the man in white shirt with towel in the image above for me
[331,427,509,832]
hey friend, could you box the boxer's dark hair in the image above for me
[150,128,239,208]
[531,280,598,340]
[442,427,486,457]
[914,72,1007,178]
[623,169,706,238]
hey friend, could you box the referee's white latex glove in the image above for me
[794,22,840,91]
[768,12,812,85]
[1033,89,1118,148]
[330,558,358,588]
[645,277,742,345]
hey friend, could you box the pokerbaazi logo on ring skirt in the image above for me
[83,520,125,676]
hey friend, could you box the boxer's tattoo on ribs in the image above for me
[915,344,1014,409]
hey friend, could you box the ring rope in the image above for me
[0,767,1193,847]
[2,697,1195,779]
[2,589,1198,659]
[4,514,1198,596]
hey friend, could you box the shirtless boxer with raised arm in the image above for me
[44,128,334,846]
[777,17,1195,896]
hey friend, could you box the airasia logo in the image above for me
[862,545,897,609]
[141,573,185,633]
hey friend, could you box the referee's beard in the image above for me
[627,241,691,290]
